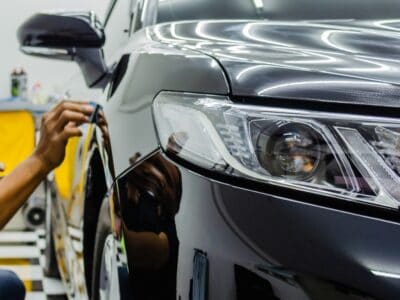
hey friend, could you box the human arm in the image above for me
[0,101,93,229]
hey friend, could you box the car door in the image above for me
[110,150,182,300]
[52,1,138,298]
[66,0,136,229]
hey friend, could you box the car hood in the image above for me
[150,20,400,108]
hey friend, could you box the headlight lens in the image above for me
[256,122,323,180]
[153,91,400,210]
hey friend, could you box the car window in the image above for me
[103,0,133,61]
[156,0,400,23]
[103,0,118,27]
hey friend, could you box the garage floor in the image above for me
[0,229,66,300]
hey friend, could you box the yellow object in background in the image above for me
[0,111,35,177]
[54,137,79,200]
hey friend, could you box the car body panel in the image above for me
[50,22,230,299]
[104,29,230,176]
[34,1,400,299]
[112,150,400,300]
[151,20,400,108]
[104,18,400,300]
[215,178,400,300]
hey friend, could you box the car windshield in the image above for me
[157,0,400,23]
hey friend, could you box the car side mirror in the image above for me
[17,12,110,88]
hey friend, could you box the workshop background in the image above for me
[2,1,399,300]
[0,0,109,98]
[0,2,108,299]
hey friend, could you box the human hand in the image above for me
[33,101,94,174]
[97,111,111,154]
[126,154,181,217]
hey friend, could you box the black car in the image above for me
[18,0,400,299]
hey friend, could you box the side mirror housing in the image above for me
[18,12,110,88]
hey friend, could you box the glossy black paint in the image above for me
[17,12,105,49]
[157,0,400,22]
[18,12,109,88]
[102,15,400,300]
[101,15,400,299]
[114,149,400,299]
[116,152,181,300]
[215,180,400,300]
[151,20,400,108]
[20,1,400,299]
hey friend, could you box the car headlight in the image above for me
[153,91,400,210]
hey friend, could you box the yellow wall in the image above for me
[54,137,79,200]
[0,111,35,177]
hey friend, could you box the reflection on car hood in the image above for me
[150,20,400,107]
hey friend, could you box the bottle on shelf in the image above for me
[10,67,28,100]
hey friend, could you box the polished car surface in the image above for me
[18,0,400,299]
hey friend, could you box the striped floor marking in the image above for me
[0,230,66,300]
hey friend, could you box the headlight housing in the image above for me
[153,91,400,210]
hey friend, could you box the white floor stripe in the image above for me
[25,292,47,300]
[0,265,43,280]
[0,230,66,298]
[43,277,66,295]
[35,229,45,237]
[0,232,38,243]
[37,239,45,250]
[0,246,40,258]
[39,255,45,268]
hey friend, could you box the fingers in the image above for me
[97,111,106,122]
[97,112,108,128]
[166,132,188,154]
[55,110,90,131]
[44,100,108,145]
[54,100,93,112]
[48,101,93,123]
[42,101,94,134]
[100,124,110,143]
[129,153,141,165]
[61,126,83,140]
[143,163,165,187]
[34,101,95,172]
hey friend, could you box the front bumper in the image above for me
[175,164,400,300]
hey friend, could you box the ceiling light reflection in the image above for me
[320,30,358,53]
[371,270,400,279]
[373,19,400,32]
[252,0,264,9]
[258,80,385,95]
